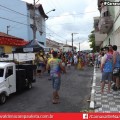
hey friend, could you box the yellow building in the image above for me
[0,32,28,54]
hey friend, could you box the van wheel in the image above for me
[28,82,32,89]
[0,93,6,104]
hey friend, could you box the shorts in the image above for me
[102,72,112,82]
[51,76,61,91]
[96,61,100,64]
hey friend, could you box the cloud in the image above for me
[75,41,92,51]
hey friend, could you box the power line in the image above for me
[0,15,89,45]
[47,22,93,27]
[46,0,56,11]
[0,16,29,26]
[50,0,63,13]
[56,0,65,13]
[48,11,98,18]
[0,3,82,44]
[0,5,63,40]
[0,14,66,42]
[0,16,66,43]
[46,27,67,41]
[0,4,29,17]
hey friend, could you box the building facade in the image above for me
[63,45,77,52]
[0,32,28,54]
[95,0,120,51]
[94,17,107,49]
[46,38,77,52]
[27,3,48,45]
[46,38,61,51]
[0,0,47,45]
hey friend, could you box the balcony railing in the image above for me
[98,16,113,34]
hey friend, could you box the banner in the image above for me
[0,113,120,120]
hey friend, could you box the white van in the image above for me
[0,62,36,104]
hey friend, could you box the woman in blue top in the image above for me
[113,45,120,90]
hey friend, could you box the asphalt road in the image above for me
[0,66,94,112]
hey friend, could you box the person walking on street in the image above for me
[100,47,113,94]
[73,53,78,69]
[112,45,120,90]
[46,51,65,104]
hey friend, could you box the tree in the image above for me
[88,31,96,52]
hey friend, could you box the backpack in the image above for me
[117,52,120,63]
[113,52,120,76]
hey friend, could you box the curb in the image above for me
[89,66,96,109]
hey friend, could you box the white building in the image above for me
[46,38,77,52]
[63,45,76,52]
[46,39,60,51]
[95,0,120,51]
[0,0,48,45]
[94,17,107,49]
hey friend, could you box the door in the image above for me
[5,66,16,94]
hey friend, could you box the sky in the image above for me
[22,0,100,51]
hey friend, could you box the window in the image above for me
[5,66,13,78]
[0,69,4,77]
[103,11,109,17]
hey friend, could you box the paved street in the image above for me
[0,66,93,112]
[94,68,120,112]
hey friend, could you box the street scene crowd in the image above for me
[95,45,120,94]
[34,49,95,104]
[34,49,95,76]
[33,44,120,104]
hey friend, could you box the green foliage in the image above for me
[88,31,96,52]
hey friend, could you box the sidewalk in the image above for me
[90,67,120,112]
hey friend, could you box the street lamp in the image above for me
[46,9,56,14]
[45,9,56,21]
[32,0,56,41]
[79,42,80,51]
[71,33,78,52]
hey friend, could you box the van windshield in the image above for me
[0,69,4,77]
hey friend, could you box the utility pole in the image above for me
[109,38,110,45]
[72,33,73,52]
[7,25,10,34]
[33,0,37,41]
[71,33,78,52]
[79,42,80,51]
